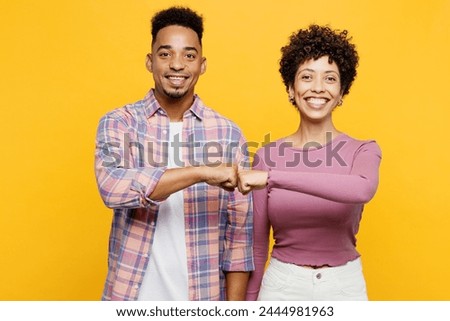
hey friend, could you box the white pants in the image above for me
[258,257,368,301]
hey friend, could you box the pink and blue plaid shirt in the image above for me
[95,90,253,300]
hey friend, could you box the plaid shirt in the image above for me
[95,90,253,300]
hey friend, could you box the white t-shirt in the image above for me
[138,122,189,300]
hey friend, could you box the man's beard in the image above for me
[164,88,187,99]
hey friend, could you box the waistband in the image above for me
[269,257,362,278]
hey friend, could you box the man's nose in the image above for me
[169,55,185,70]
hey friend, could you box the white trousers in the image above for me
[258,257,368,301]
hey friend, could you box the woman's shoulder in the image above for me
[255,137,286,155]
[252,138,287,169]
[341,134,382,157]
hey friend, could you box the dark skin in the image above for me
[149,164,237,201]
[225,272,250,300]
[147,25,250,300]
[147,25,237,197]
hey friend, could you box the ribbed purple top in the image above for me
[246,134,382,300]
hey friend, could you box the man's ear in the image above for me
[200,57,207,75]
[146,53,153,73]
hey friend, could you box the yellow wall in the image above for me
[1,0,449,300]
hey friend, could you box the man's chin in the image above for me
[164,89,188,99]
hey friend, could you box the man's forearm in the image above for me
[225,271,250,301]
[148,166,203,201]
[149,164,238,201]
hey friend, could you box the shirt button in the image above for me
[143,253,148,258]
[162,129,168,134]
[150,221,155,226]
[134,284,139,290]
[316,273,322,279]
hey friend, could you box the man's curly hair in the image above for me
[151,7,203,45]
[279,24,359,98]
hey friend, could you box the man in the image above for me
[95,7,253,301]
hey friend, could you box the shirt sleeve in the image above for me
[245,148,270,301]
[94,113,166,209]
[268,141,382,204]
[222,132,254,273]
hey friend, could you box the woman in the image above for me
[240,25,382,300]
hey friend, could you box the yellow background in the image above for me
[1,0,449,300]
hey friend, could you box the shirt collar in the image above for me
[143,89,205,120]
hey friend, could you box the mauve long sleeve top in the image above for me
[246,134,382,300]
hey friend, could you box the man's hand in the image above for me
[237,169,269,195]
[203,163,238,192]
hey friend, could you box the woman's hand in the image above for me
[237,170,269,195]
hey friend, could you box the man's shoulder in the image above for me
[100,99,146,123]
[200,103,243,132]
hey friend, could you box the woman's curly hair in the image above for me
[279,24,359,98]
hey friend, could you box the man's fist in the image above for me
[203,163,238,192]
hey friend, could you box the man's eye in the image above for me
[186,53,196,59]
[159,52,170,57]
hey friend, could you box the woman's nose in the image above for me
[311,78,325,92]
